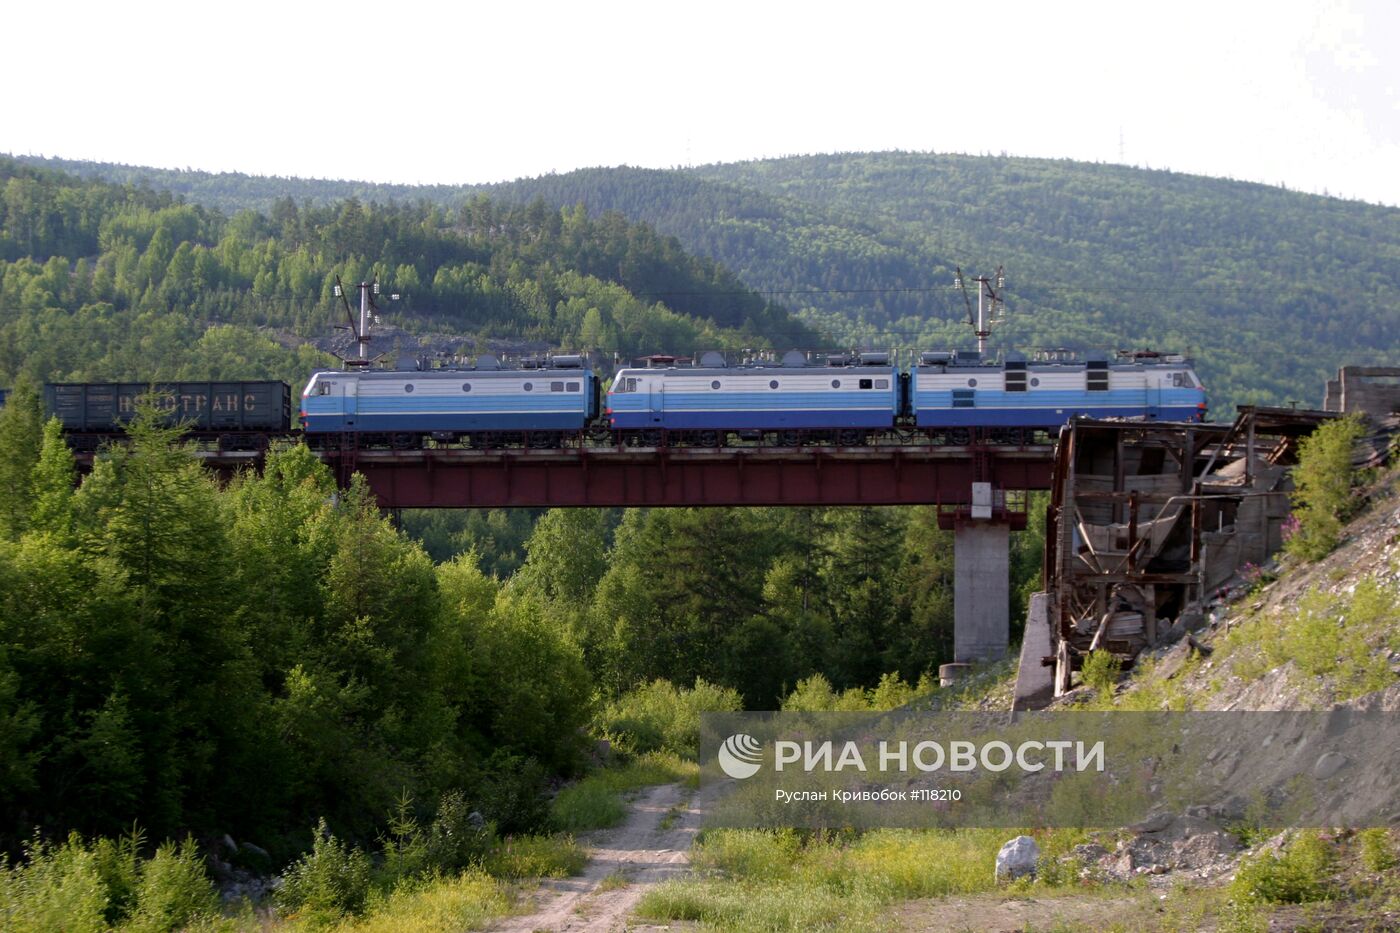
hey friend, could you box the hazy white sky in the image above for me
[8,0,1399,204]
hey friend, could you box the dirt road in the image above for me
[492,782,706,933]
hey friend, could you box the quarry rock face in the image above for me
[995,835,1040,881]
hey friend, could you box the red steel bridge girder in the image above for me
[328,446,1055,509]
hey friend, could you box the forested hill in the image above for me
[479,155,1400,411]
[18,151,1400,409]
[0,157,808,386]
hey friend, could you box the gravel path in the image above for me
[492,781,707,932]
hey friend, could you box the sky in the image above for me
[7,0,1399,205]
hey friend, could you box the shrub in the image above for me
[423,790,495,874]
[1080,650,1122,696]
[595,678,742,758]
[1230,830,1334,904]
[475,751,551,835]
[1285,415,1365,561]
[276,819,373,923]
[0,834,108,933]
[124,837,219,933]
[550,780,627,832]
[1358,828,1397,872]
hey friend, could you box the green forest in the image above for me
[0,388,1040,854]
[0,156,808,390]
[30,150,1400,412]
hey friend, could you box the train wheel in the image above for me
[948,428,971,446]
[391,433,421,450]
[837,429,864,446]
[698,430,719,447]
[778,430,801,447]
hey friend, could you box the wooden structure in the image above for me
[1037,407,1335,698]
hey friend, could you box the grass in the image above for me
[635,827,1101,932]
[1210,578,1400,703]
[480,835,586,880]
[310,871,514,933]
[595,871,629,892]
[550,751,697,832]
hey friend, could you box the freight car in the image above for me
[606,350,900,446]
[299,355,600,449]
[44,382,292,450]
[909,349,1208,444]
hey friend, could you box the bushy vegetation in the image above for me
[593,678,743,757]
[1215,576,1400,701]
[1285,415,1366,560]
[1230,830,1335,905]
[1080,650,1123,696]
[635,827,1092,932]
[0,830,221,932]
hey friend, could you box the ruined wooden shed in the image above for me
[1017,407,1336,706]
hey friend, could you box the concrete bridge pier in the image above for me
[938,482,1018,685]
[952,520,1011,663]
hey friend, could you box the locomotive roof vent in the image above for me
[699,351,728,368]
[781,350,808,368]
[550,354,584,369]
[859,351,889,365]
[921,351,953,365]
[475,354,501,371]
[954,350,981,365]
[825,353,852,367]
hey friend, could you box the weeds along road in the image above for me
[493,781,712,932]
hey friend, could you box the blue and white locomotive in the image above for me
[910,349,1207,439]
[607,350,900,446]
[300,355,600,448]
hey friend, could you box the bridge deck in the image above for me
[321,444,1056,508]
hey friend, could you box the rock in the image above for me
[1071,842,1110,863]
[1313,751,1349,780]
[467,810,486,829]
[239,841,270,860]
[995,835,1040,882]
[1172,828,1239,870]
[1130,811,1175,834]
[221,834,238,854]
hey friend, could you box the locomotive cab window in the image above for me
[624,378,638,392]
[1171,372,1196,388]
[315,382,332,396]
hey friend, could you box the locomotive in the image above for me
[299,354,599,449]
[39,347,1207,449]
[604,348,1205,446]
